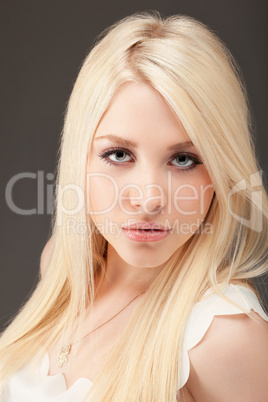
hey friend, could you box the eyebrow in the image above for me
[94,134,194,151]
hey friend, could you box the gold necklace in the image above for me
[58,291,145,368]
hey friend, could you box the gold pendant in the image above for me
[58,344,71,368]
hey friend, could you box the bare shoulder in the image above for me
[186,310,268,402]
[40,236,54,278]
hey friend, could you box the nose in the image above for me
[127,171,167,215]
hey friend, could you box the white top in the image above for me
[1,284,268,401]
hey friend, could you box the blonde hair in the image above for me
[1,11,267,401]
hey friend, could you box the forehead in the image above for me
[94,82,192,147]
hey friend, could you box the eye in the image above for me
[98,147,133,166]
[172,154,193,167]
[107,150,132,163]
[170,153,203,170]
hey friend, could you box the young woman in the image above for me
[0,11,268,402]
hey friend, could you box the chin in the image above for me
[119,249,173,269]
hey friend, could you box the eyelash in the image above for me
[98,146,203,172]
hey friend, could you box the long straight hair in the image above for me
[0,11,267,401]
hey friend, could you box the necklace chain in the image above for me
[57,291,145,368]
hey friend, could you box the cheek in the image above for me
[87,175,117,215]
[173,174,214,219]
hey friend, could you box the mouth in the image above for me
[122,222,171,231]
[122,227,172,242]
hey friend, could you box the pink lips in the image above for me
[122,222,172,242]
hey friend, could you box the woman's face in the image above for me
[86,82,214,268]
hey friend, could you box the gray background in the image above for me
[1,0,267,331]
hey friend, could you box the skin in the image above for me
[86,81,214,296]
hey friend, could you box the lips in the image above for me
[122,222,172,242]
[122,221,171,231]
